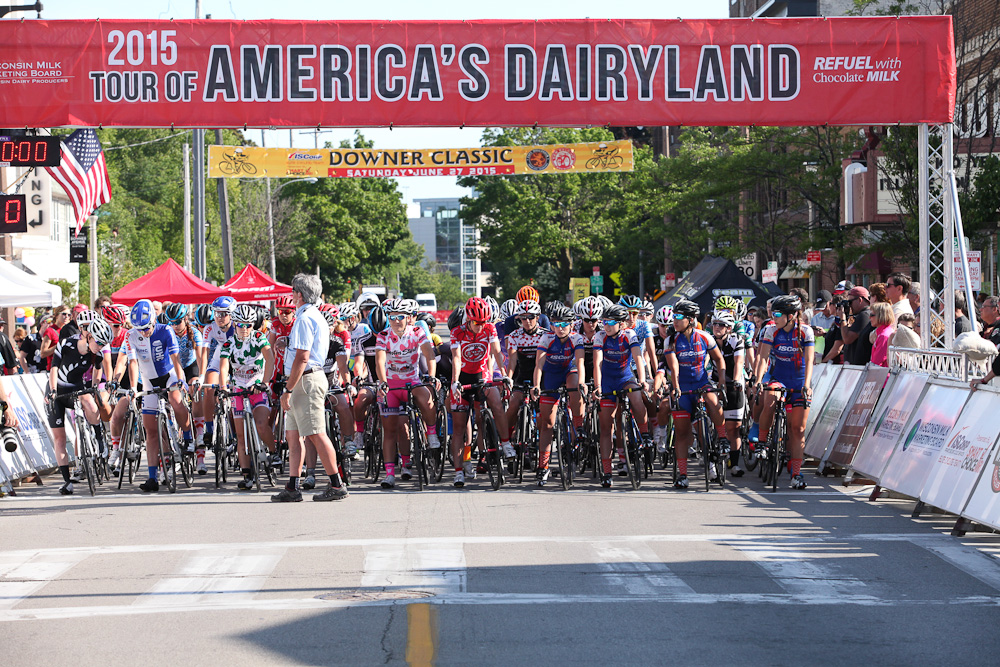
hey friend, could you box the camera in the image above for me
[1,427,18,453]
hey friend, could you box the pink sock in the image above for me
[427,425,437,435]
[355,420,364,433]
[401,455,411,467]
[385,462,395,477]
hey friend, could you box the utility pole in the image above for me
[191,0,205,279]
[262,131,277,278]
[183,143,191,271]
[89,215,98,303]
[214,129,234,278]
[657,126,674,280]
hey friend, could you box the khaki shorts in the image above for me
[284,370,328,437]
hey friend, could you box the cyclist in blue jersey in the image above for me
[751,294,814,490]
[663,299,727,490]
[126,299,194,493]
[592,304,650,488]
[619,294,657,375]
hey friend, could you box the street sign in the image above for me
[69,226,88,263]
[762,267,778,284]
[664,272,676,288]
[570,277,590,303]
[592,266,601,277]
[954,250,981,291]
[735,253,758,279]
[806,250,822,264]
[590,275,604,293]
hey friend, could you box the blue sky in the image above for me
[40,1,729,208]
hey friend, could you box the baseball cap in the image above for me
[815,290,833,306]
[847,286,870,300]
[72,303,88,314]
[833,280,854,295]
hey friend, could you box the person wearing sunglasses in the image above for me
[449,296,511,488]
[592,304,651,488]
[650,305,674,451]
[709,309,748,477]
[219,304,276,490]
[40,305,71,370]
[126,299,195,493]
[572,296,604,395]
[343,301,379,458]
[268,294,297,414]
[198,296,237,451]
[504,300,548,451]
[103,304,135,473]
[663,299,727,489]
[751,294,814,490]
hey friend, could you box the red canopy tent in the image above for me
[223,263,292,301]
[111,258,230,305]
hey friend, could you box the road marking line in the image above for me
[725,539,871,599]
[406,603,436,667]
[593,542,696,595]
[0,552,88,610]
[362,544,466,594]
[909,538,1000,591]
[134,547,285,606]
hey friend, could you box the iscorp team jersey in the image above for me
[127,324,179,380]
[665,328,717,388]
[505,327,549,384]
[376,325,430,384]
[220,330,270,387]
[593,328,640,384]
[537,331,584,379]
[450,323,499,376]
[762,323,814,389]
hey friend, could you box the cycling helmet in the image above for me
[114,304,132,324]
[544,301,562,319]
[403,298,420,314]
[715,295,742,313]
[735,299,748,322]
[76,309,98,327]
[194,304,214,327]
[416,312,436,329]
[618,294,642,309]
[547,302,574,323]
[211,295,236,313]
[465,297,492,323]
[275,294,294,310]
[317,302,336,313]
[130,299,155,329]
[163,303,188,324]
[368,304,388,333]
[640,299,654,314]
[516,285,540,303]
[771,294,802,315]
[655,305,674,325]
[447,306,465,330]
[88,317,114,346]
[156,313,169,325]
[356,292,381,310]
[384,298,413,314]
[596,295,614,309]
[712,309,736,328]
[603,304,629,322]
[101,304,125,326]
[673,299,700,319]
[574,296,604,320]
[499,299,518,321]
[233,304,257,324]
[321,310,338,328]
[339,302,360,320]
[514,300,542,317]
[483,296,500,323]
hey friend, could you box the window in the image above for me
[51,200,74,242]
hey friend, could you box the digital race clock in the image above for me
[0,195,28,233]
[0,136,61,167]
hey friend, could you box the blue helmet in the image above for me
[618,294,642,309]
[211,295,236,313]
[130,299,155,329]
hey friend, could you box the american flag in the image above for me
[45,129,112,237]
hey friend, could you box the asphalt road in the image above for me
[3,462,1000,666]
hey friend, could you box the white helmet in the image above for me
[356,292,380,310]
[655,305,674,326]
[514,300,542,317]
[574,296,604,320]
[76,309,97,327]
[499,299,518,320]
[339,302,360,320]
[712,309,735,328]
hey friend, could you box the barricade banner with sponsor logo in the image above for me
[0,375,47,477]
[825,365,890,468]
[877,380,970,499]
[804,366,864,460]
[803,364,840,439]
[18,372,76,467]
[849,372,930,481]
[919,387,1000,516]
[209,142,634,179]
[0,18,954,129]
[960,428,1000,532]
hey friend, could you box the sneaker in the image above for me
[464,460,478,480]
[58,481,73,495]
[601,472,613,488]
[271,487,303,502]
[427,434,441,449]
[197,461,207,475]
[617,460,628,477]
[747,423,760,443]
[731,465,745,478]
[790,474,807,490]
[270,454,282,468]
[139,478,159,493]
[453,470,465,488]
[708,465,718,481]
[536,468,550,487]
[501,442,516,460]
[301,475,316,490]
[184,438,195,454]
[70,467,85,482]
[399,466,413,481]
[237,478,256,490]
[313,483,349,501]
[346,432,362,456]
[718,437,731,457]
[674,475,689,490]
[108,449,122,468]
[380,475,396,489]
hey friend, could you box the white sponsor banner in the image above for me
[19,372,75,466]
[0,376,49,476]
[850,372,930,481]
[804,364,840,439]
[919,389,1000,516]
[878,381,970,499]
[961,427,1000,532]
[804,367,864,459]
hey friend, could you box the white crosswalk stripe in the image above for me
[593,542,696,596]
[361,544,466,594]
[725,539,873,601]
[0,551,88,610]
[134,547,286,607]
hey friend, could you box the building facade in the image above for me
[408,197,491,297]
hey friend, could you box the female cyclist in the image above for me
[219,304,276,490]
[531,302,585,486]
[709,309,747,476]
[751,294,814,490]
[199,296,236,451]
[163,303,208,472]
[663,299,726,490]
[651,305,673,451]
[504,300,548,450]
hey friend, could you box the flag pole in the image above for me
[89,215,98,304]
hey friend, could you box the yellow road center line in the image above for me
[406,602,436,667]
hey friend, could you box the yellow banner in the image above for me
[569,278,591,304]
[208,141,633,179]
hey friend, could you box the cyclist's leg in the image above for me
[450,409,469,472]
[598,398,618,476]
[505,389,524,440]
[48,396,73,489]
[484,386,514,457]
[234,408,253,485]
[672,394,696,484]
[786,394,809,485]
[333,393,355,445]
[536,395,557,472]
[350,388,374,452]
[626,385,648,432]
[757,391,778,442]
[379,387,403,483]
[202,370,220,444]
[142,411,161,484]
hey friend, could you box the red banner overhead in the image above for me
[0,17,954,129]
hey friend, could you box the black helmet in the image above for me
[163,303,188,324]
[156,312,168,325]
[368,304,388,333]
[194,304,213,327]
[673,299,700,319]
[416,312,436,329]
[771,294,802,315]
[447,306,465,330]
[603,304,629,322]
[547,302,574,322]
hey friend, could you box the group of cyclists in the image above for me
[40,281,814,496]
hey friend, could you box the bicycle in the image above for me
[579,382,601,478]
[460,379,508,490]
[325,385,351,486]
[740,381,759,472]
[431,384,450,483]
[758,384,790,493]
[225,385,278,492]
[59,387,104,496]
[357,382,384,483]
[680,386,726,491]
[218,150,258,175]
[400,379,442,491]
[114,390,145,490]
[511,382,538,483]
[604,386,645,491]
[270,380,289,475]
[202,384,234,488]
[543,385,579,490]
[133,386,183,493]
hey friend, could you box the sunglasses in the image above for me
[214,311,231,318]
[469,319,487,325]
[388,314,406,321]
[712,321,731,327]
[672,313,686,320]
[582,318,598,324]
[773,312,786,318]
[516,315,537,322]
[601,319,619,326]
[551,321,571,328]
[278,309,294,315]
[235,323,254,329]
[626,309,640,315]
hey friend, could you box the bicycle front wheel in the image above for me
[483,413,503,490]
[624,415,642,490]
[555,410,570,491]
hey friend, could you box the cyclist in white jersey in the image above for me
[198,296,236,449]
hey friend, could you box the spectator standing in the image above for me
[870,302,897,367]
[0,319,18,375]
[892,312,922,348]
[869,283,889,304]
[811,291,836,362]
[841,286,873,365]
[980,296,1000,347]
[272,273,349,503]
[789,287,812,323]
[886,273,914,319]
[955,290,974,335]
[40,306,69,370]
[908,282,921,318]
[59,304,87,342]
[821,295,846,364]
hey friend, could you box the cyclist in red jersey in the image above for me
[449,297,512,488]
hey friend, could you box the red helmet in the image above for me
[516,285,539,303]
[465,297,492,323]
[275,295,294,309]
[101,304,125,326]
[317,302,335,313]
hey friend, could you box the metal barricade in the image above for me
[888,346,994,382]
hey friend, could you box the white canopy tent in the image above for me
[0,259,62,308]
